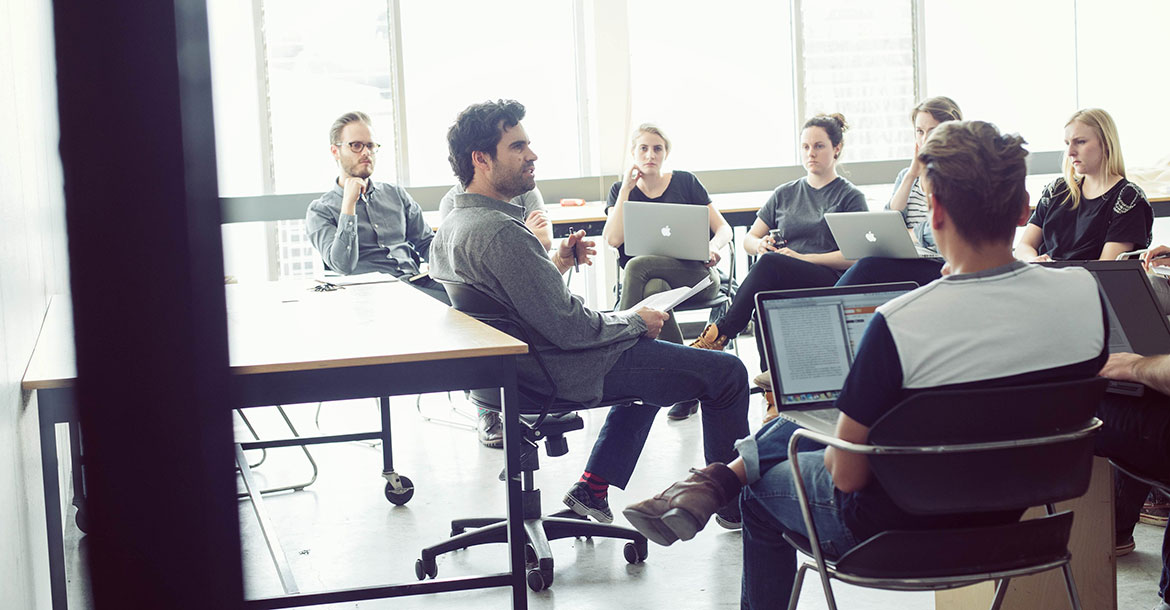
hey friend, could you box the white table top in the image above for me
[22,280,527,390]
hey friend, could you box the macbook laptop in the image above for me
[1041,259,1170,396]
[824,211,940,260]
[755,282,918,434]
[623,201,710,262]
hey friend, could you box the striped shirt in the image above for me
[886,167,929,230]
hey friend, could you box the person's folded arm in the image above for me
[305,203,359,273]
[780,248,853,271]
[824,414,871,493]
[1100,352,1170,397]
[1014,224,1044,261]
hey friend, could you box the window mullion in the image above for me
[254,0,276,194]
[386,0,409,185]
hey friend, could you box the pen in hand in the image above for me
[568,226,580,271]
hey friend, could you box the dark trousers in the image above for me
[717,253,841,336]
[585,338,750,488]
[834,256,944,289]
[1096,391,1170,603]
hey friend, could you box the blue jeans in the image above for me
[733,419,857,609]
[740,447,859,609]
[835,256,943,289]
[584,337,750,488]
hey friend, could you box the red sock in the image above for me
[578,471,609,498]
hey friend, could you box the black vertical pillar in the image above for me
[52,0,243,607]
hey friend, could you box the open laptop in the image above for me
[623,201,710,262]
[755,282,918,434]
[1040,259,1170,396]
[824,211,940,260]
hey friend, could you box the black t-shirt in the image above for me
[606,170,711,267]
[1027,177,1152,260]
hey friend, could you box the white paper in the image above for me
[316,271,398,286]
[628,275,714,312]
[1150,265,1170,278]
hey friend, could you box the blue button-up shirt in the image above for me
[305,180,434,276]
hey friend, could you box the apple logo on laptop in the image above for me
[661,225,672,237]
[865,231,877,243]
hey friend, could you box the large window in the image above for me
[399,1,582,187]
[923,0,1076,152]
[264,0,400,194]
[209,0,1167,203]
[626,0,798,171]
[800,0,916,163]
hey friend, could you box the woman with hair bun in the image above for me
[1016,107,1152,262]
[690,114,867,422]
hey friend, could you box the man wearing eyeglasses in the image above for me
[306,111,448,304]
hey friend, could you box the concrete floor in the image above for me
[63,384,1168,610]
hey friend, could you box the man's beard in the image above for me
[345,158,373,179]
[493,167,534,200]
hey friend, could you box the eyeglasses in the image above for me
[335,141,381,154]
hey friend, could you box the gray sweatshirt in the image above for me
[430,192,647,405]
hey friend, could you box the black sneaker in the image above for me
[714,499,742,530]
[563,481,614,523]
[666,399,700,421]
[477,409,503,449]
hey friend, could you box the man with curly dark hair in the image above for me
[431,99,751,525]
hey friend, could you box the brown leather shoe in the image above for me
[623,464,739,546]
[689,324,729,351]
[754,372,779,424]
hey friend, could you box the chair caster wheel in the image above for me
[75,507,90,534]
[526,568,551,592]
[624,540,648,564]
[385,476,414,505]
[415,556,437,580]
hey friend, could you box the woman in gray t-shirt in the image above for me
[691,114,866,420]
[692,113,866,352]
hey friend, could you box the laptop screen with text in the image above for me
[757,283,917,409]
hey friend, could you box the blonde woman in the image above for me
[1016,108,1152,262]
[602,124,733,420]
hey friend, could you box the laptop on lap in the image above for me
[755,283,918,434]
[824,211,939,260]
[623,201,710,262]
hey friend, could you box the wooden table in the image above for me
[935,457,1116,610]
[24,280,532,610]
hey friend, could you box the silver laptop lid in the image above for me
[755,282,917,411]
[824,210,920,260]
[623,201,710,262]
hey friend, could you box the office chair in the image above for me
[416,281,649,592]
[781,378,1107,610]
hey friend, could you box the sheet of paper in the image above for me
[628,275,713,312]
[316,271,398,286]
